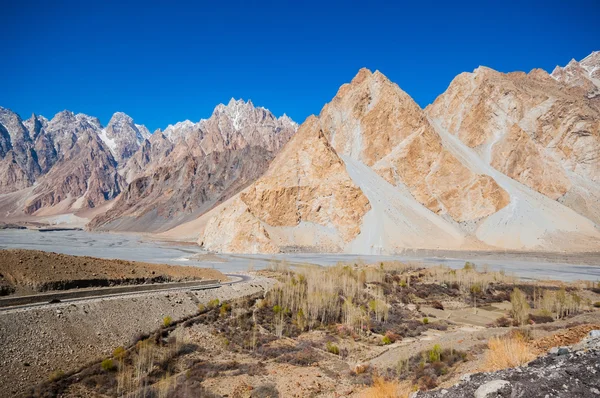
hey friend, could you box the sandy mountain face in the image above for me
[197,53,600,254]
[88,99,298,233]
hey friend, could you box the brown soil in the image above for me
[530,323,600,353]
[0,249,226,296]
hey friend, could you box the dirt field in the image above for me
[0,249,226,296]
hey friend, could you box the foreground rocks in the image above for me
[416,330,600,398]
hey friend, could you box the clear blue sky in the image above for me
[3,0,599,131]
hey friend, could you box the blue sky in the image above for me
[3,0,599,131]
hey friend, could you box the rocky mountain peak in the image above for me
[551,51,600,96]
[0,107,30,144]
[24,113,45,140]
[103,112,149,162]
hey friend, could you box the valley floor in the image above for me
[3,253,599,397]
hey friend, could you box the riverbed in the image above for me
[0,230,598,281]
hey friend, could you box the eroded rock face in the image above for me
[100,112,151,163]
[24,130,122,214]
[199,116,371,253]
[0,107,40,193]
[240,117,371,242]
[551,51,600,98]
[426,54,600,224]
[198,57,600,254]
[89,100,298,232]
[319,68,509,223]
[491,124,571,200]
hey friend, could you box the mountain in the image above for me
[99,112,151,163]
[196,52,600,253]
[0,102,296,228]
[88,99,298,232]
[551,51,600,98]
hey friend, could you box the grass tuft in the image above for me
[483,335,535,371]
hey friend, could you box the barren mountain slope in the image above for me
[427,54,600,225]
[0,109,152,220]
[89,100,297,233]
[196,58,600,254]
[199,116,371,253]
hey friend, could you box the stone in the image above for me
[474,380,511,398]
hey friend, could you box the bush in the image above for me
[382,336,392,345]
[48,370,65,382]
[428,344,442,363]
[208,298,220,308]
[361,376,413,398]
[326,342,340,355]
[484,335,535,371]
[594,302,600,308]
[528,313,554,324]
[220,303,231,317]
[101,358,116,372]
[384,330,401,343]
[163,316,173,327]
[494,316,512,327]
[431,300,444,310]
[112,346,126,359]
[422,317,429,325]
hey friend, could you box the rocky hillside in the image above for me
[0,109,127,217]
[0,100,297,230]
[415,330,600,398]
[197,52,600,253]
[88,99,297,232]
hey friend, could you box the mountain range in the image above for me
[0,100,297,230]
[1,51,599,253]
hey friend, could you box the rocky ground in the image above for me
[416,330,600,398]
[0,249,225,296]
[20,261,600,398]
[0,273,275,397]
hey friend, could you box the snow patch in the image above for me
[98,128,117,156]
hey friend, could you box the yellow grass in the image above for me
[483,335,536,371]
[360,376,412,398]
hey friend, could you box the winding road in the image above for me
[0,273,252,312]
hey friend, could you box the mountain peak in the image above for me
[108,112,134,126]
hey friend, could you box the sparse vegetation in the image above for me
[31,258,600,398]
[48,370,65,382]
[510,288,530,326]
[361,376,412,398]
[101,358,116,372]
[326,341,340,355]
[483,334,535,371]
[162,316,173,328]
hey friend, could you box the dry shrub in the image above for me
[483,335,535,371]
[360,376,412,398]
